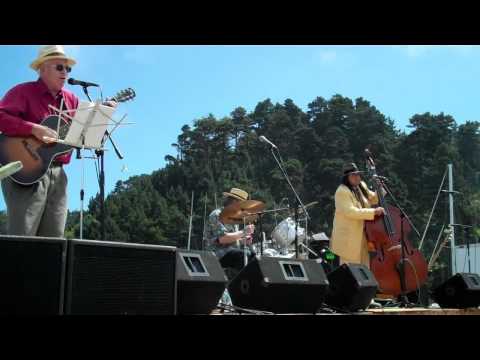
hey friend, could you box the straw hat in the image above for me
[222,188,249,201]
[30,45,76,70]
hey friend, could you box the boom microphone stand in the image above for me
[268,145,310,259]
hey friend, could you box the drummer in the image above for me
[205,187,256,277]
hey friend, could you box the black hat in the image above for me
[343,163,363,177]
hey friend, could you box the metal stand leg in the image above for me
[79,145,85,240]
[243,218,248,267]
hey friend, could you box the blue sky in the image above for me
[0,45,479,211]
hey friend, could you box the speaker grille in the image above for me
[0,236,66,315]
[228,257,329,313]
[176,250,227,314]
[326,263,378,311]
[66,241,176,315]
[432,273,480,309]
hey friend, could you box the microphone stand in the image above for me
[77,86,91,240]
[374,177,416,307]
[81,86,124,241]
[269,146,310,259]
[96,130,123,241]
[398,213,414,307]
[380,180,421,240]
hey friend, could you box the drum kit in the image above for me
[219,199,322,260]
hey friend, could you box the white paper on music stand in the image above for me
[64,100,116,149]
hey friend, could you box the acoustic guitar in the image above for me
[0,88,135,185]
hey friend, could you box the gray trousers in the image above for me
[1,165,68,237]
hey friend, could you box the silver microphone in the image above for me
[259,135,278,149]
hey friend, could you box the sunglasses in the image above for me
[54,64,72,73]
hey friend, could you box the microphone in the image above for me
[373,175,389,182]
[259,135,277,149]
[0,161,23,181]
[68,78,99,87]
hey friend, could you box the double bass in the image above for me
[364,150,428,297]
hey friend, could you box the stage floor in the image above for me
[211,307,480,315]
[365,307,480,315]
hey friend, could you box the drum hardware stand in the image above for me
[299,243,318,258]
[250,207,289,257]
[294,198,301,258]
[269,146,311,258]
[258,212,263,256]
[240,212,260,266]
[216,303,274,315]
[243,216,248,267]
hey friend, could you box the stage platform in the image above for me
[211,307,480,315]
[365,307,480,315]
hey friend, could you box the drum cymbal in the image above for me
[219,200,265,224]
[291,201,318,215]
[238,200,265,213]
[221,213,259,225]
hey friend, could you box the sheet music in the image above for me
[64,100,116,149]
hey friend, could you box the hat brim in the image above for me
[343,170,364,177]
[30,56,76,70]
[222,192,247,201]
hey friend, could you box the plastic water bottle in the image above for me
[219,288,232,306]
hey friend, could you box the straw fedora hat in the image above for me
[30,45,76,71]
[222,188,249,201]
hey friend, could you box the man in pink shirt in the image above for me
[0,45,79,237]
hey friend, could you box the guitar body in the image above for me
[0,115,72,185]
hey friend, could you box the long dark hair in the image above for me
[342,175,369,207]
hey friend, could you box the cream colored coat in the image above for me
[330,182,379,267]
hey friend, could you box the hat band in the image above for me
[344,170,361,176]
[44,52,66,58]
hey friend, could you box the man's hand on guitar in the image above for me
[31,124,58,144]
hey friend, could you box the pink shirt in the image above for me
[0,78,79,164]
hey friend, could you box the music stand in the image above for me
[63,100,115,149]
[54,100,118,239]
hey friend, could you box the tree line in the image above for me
[1,94,478,285]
